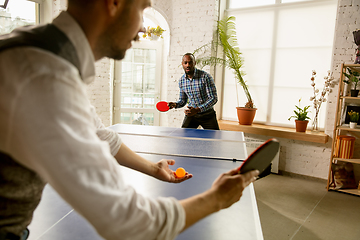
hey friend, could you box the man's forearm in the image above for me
[114,143,155,176]
[179,169,259,232]
[179,189,220,231]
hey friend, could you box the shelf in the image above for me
[329,188,360,197]
[340,96,360,100]
[327,63,360,195]
[337,126,360,132]
[218,120,328,144]
[346,64,360,72]
[333,157,360,165]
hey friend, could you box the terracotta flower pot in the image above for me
[236,107,257,125]
[295,120,308,132]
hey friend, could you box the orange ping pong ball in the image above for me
[175,167,186,178]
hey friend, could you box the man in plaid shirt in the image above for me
[169,53,220,130]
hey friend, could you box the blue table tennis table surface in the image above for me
[27,124,263,240]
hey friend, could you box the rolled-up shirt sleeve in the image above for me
[90,105,122,156]
[3,50,185,240]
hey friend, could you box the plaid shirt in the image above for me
[175,68,218,112]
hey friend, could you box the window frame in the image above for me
[221,0,338,129]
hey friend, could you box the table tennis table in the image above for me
[27,124,263,240]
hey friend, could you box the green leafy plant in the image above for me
[343,67,360,90]
[288,99,311,121]
[142,26,165,39]
[348,110,359,122]
[193,16,254,108]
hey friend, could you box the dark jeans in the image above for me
[0,229,29,240]
[181,108,220,130]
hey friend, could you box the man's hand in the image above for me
[210,168,259,210]
[115,144,192,183]
[184,106,200,116]
[168,102,177,109]
[153,159,193,183]
[180,168,259,231]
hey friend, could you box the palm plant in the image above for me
[193,16,254,108]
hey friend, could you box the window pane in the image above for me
[0,0,38,34]
[222,11,274,122]
[276,4,336,48]
[271,87,312,126]
[120,112,154,126]
[273,48,333,89]
[121,48,157,109]
[229,0,276,9]
[236,11,274,49]
[281,0,312,3]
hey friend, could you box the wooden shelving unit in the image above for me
[327,63,360,196]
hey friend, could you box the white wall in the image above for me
[52,0,360,180]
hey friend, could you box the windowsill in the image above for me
[218,120,329,144]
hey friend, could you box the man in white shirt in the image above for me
[0,0,259,240]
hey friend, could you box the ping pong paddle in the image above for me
[156,101,169,112]
[238,138,279,175]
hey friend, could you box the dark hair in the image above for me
[183,53,195,61]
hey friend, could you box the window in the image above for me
[113,43,162,126]
[113,8,169,126]
[223,0,337,129]
[0,0,38,34]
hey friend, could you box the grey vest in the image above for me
[0,24,81,237]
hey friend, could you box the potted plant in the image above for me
[142,26,165,40]
[288,99,311,132]
[343,67,360,97]
[348,110,359,129]
[193,16,256,125]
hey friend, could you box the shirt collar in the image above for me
[52,11,95,84]
[184,68,198,80]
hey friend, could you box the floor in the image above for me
[253,173,360,240]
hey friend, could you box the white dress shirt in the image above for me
[0,12,185,240]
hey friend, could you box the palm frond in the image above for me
[192,15,253,107]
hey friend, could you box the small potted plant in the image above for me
[142,26,165,40]
[348,110,359,129]
[343,67,360,97]
[288,99,311,132]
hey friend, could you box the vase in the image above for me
[353,30,360,64]
[343,83,349,96]
[295,120,308,132]
[236,107,257,125]
[312,112,320,132]
[350,122,357,129]
[150,35,160,41]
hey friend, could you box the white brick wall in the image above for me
[86,58,113,127]
[52,0,113,127]
[52,0,66,16]
[51,0,360,180]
